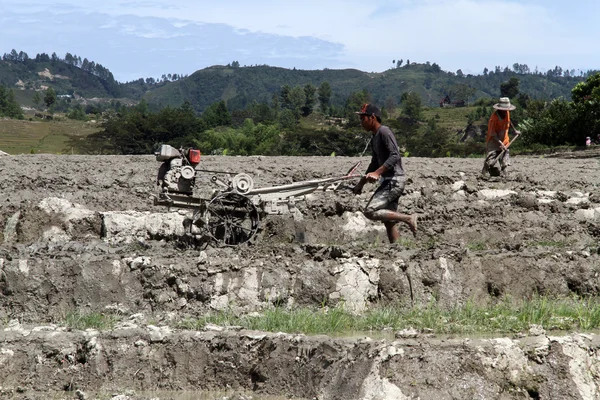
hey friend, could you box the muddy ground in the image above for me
[0,151,600,399]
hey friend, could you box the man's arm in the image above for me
[366,129,398,181]
[510,122,521,137]
[492,130,507,151]
[353,146,378,194]
[366,165,389,182]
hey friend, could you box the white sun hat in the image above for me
[493,97,516,111]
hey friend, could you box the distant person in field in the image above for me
[586,137,592,146]
[352,103,418,243]
[482,97,521,177]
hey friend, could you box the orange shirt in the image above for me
[486,112,510,146]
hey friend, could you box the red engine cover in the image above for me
[188,149,201,164]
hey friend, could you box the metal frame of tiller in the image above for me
[153,145,361,247]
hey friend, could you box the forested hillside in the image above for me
[143,63,587,113]
[0,51,122,98]
[1,49,594,114]
[2,48,599,159]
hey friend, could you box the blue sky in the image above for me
[1,0,597,82]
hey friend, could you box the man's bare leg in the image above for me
[384,222,400,243]
[369,210,417,237]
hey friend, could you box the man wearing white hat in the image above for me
[482,97,520,177]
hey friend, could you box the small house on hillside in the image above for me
[439,95,465,108]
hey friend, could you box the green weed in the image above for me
[466,241,487,251]
[395,237,417,248]
[62,312,120,330]
[530,240,569,248]
[176,295,600,335]
[426,236,438,250]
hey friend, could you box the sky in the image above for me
[1,0,598,82]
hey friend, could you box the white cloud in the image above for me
[1,0,598,79]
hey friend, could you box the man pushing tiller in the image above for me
[352,103,418,244]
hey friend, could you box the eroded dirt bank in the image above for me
[0,322,599,399]
[1,154,599,318]
[1,153,600,398]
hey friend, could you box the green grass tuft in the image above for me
[62,312,120,330]
[178,295,600,336]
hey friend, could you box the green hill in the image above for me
[142,63,585,113]
[0,60,120,98]
[0,54,588,115]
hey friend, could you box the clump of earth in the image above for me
[0,152,599,399]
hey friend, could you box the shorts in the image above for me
[365,177,405,214]
[483,150,510,176]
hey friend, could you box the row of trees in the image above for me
[481,63,597,79]
[72,81,442,157]
[44,72,600,158]
[385,58,595,80]
[518,73,600,147]
[72,85,374,156]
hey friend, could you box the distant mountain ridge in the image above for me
[0,54,589,113]
[143,64,586,112]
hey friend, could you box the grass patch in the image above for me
[422,106,481,131]
[178,295,600,335]
[466,241,488,251]
[367,235,384,249]
[395,237,417,248]
[62,312,120,330]
[530,240,570,248]
[0,116,101,154]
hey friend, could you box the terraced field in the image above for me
[0,151,599,399]
[0,116,100,154]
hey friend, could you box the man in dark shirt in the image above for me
[352,104,417,243]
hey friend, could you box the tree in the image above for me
[500,77,520,99]
[385,96,396,116]
[397,59,403,68]
[203,100,232,128]
[450,83,476,104]
[44,87,57,110]
[512,63,530,74]
[32,92,41,108]
[271,92,280,113]
[278,109,296,130]
[571,72,600,142]
[0,86,24,119]
[67,104,87,121]
[344,90,370,123]
[318,81,332,114]
[280,85,292,109]
[302,83,316,116]
[401,92,422,120]
[64,52,74,65]
[134,99,149,115]
[287,85,306,120]
[79,100,204,154]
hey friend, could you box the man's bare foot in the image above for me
[408,214,418,237]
